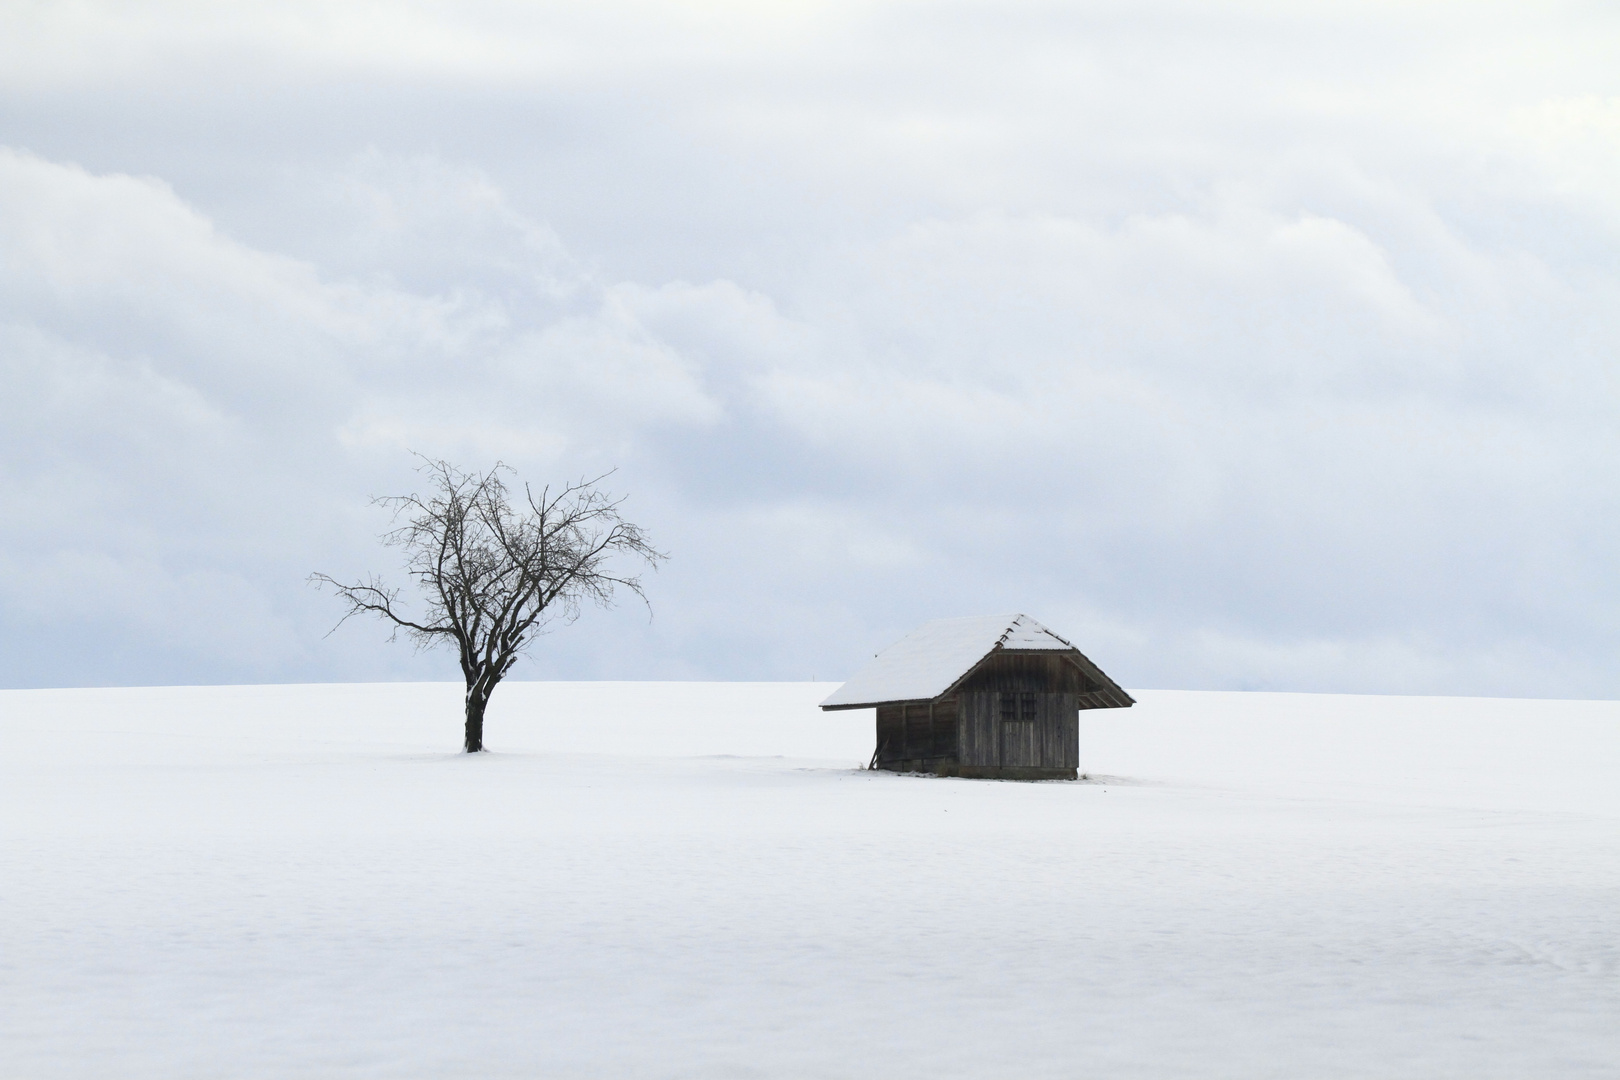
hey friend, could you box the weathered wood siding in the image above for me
[954,652,1084,773]
[874,698,958,768]
[956,651,1098,695]
[958,692,996,767]
[957,690,1078,772]
[875,704,903,762]
[868,651,1104,777]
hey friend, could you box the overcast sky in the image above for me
[2,1,1618,695]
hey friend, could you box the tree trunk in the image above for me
[464,689,487,753]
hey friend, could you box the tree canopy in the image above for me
[314,458,664,751]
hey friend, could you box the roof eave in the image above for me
[1059,651,1135,707]
[819,697,934,712]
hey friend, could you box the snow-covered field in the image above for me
[3,682,1618,1079]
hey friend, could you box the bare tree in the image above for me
[312,458,664,752]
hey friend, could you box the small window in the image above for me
[1000,692,1039,722]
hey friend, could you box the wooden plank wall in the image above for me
[958,690,1078,770]
[957,652,1097,695]
[871,652,1101,775]
[958,692,997,767]
[875,704,903,762]
[955,653,1085,771]
[875,699,959,766]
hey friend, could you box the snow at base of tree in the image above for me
[3,682,1618,1078]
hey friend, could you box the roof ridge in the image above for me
[995,612,1075,651]
[992,615,1020,650]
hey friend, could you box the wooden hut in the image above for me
[820,614,1133,780]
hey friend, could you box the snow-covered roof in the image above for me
[820,614,1082,709]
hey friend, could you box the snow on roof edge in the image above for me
[820,613,1082,709]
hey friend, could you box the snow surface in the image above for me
[4,681,1620,1079]
[820,613,1074,707]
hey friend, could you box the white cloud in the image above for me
[0,148,738,682]
[1,3,1618,693]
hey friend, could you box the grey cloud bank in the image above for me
[1,1,1617,695]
